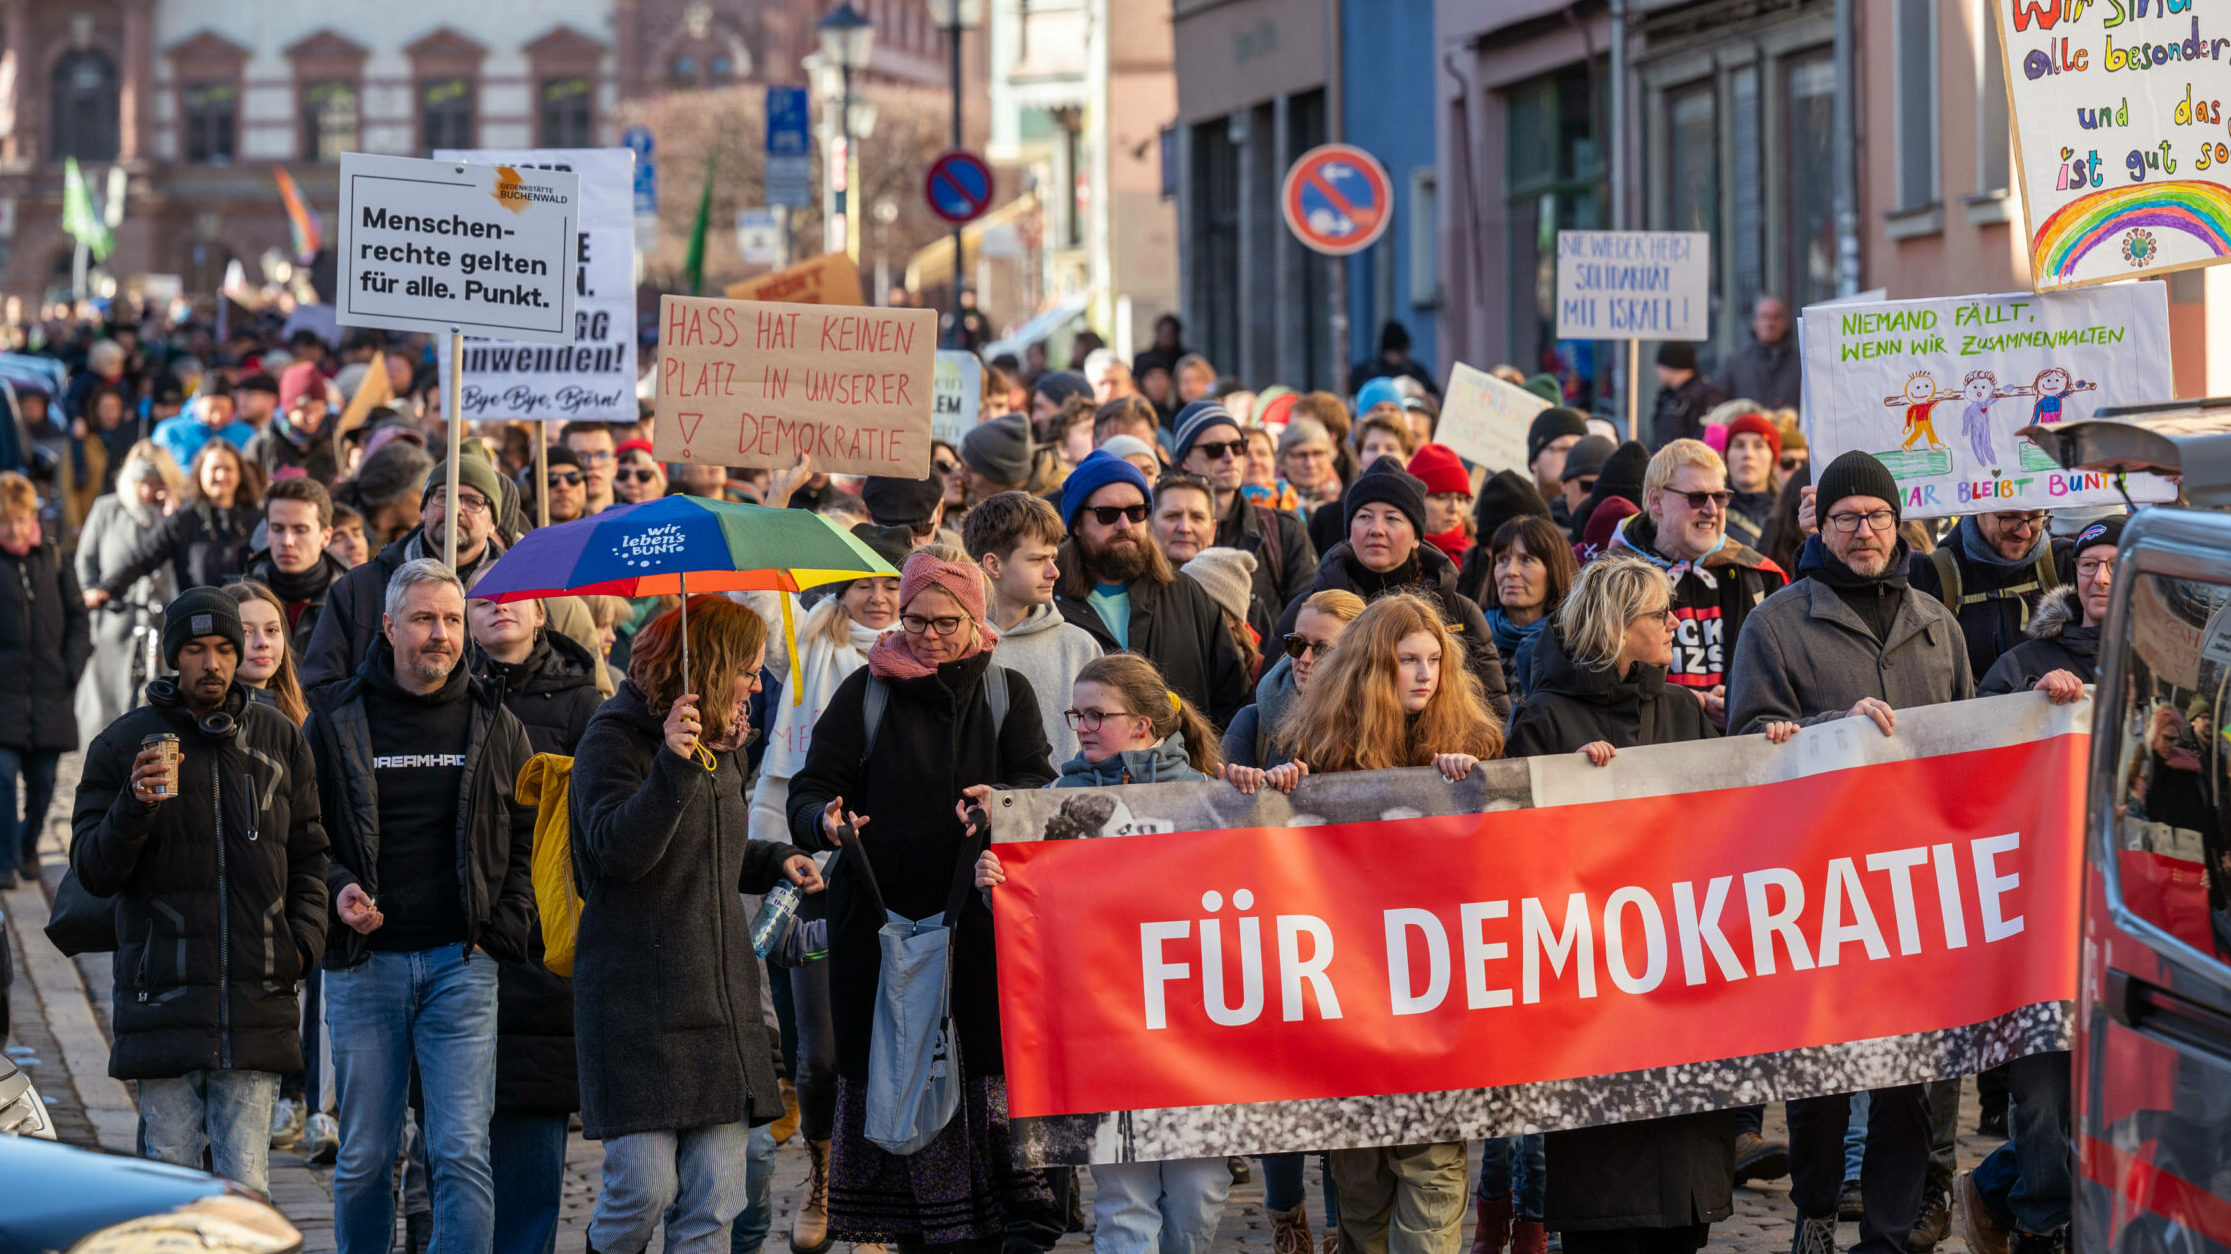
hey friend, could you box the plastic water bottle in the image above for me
[750,880,803,960]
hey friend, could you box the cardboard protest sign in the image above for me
[1993,1,2231,290]
[991,694,2086,1165]
[933,351,983,446]
[1799,285,2176,518]
[1435,362,1549,473]
[1555,230,1710,340]
[723,251,867,306]
[336,153,578,344]
[654,296,936,477]
[433,147,637,423]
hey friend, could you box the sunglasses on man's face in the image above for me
[547,471,583,487]
[1083,503,1150,527]
[1190,439,1247,462]
[1669,489,1733,511]
[1779,455,1805,472]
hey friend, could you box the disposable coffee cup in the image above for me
[141,733,181,797]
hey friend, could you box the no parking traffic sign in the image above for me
[925,150,994,226]
[1281,143,1392,256]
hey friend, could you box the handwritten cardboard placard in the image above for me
[933,351,984,446]
[1554,230,1710,340]
[1993,0,2231,290]
[654,296,936,477]
[1798,284,2176,519]
[723,251,867,306]
[1435,362,1548,474]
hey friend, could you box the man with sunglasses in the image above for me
[1728,450,1972,1254]
[1612,440,1787,729]
[1052,450,1250,729]
[1906,504,2064,683]
[1173,400,1319,640]
[538,447,589,524]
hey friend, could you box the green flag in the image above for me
[683,153,716,297]
[62,158,115,262]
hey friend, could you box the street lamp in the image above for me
[927,0,985,312]
[818,2,875,263]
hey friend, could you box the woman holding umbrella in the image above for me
[786,550,1058,1253]
[569,595,825,1253]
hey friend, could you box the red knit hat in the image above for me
[279,360,327,411]
[1724,411,1783,461]
[1406,443,1472,498]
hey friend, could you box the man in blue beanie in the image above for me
[1052,450,1250,728]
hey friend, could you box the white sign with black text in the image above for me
[1554,230,1711,341]
[337,152,578,345]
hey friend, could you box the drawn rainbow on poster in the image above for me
[2033,180,2231,284]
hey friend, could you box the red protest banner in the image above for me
[991,731,2084,1124]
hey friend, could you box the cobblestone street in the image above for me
[3,752,1998,1253]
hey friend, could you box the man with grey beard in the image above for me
[304,558,537,1254]
[1727,450,1973,1254]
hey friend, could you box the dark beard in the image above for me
[1083,534,1149,584]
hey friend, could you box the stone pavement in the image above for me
[4,749,1998,1253]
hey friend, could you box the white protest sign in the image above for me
[654,296,937,477]
[1799,285,2177,519]
[336,153,578,344]
[933,351,983,446]
[1992,1,2231,290]
[1435,362,1548,473]
[1554,230,1710,340]
[433,147,635,422]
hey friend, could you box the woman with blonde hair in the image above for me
[1250,592,1500,1254]
[1504,552,1797,1254]
[569,595,823,1251]
[76,440,183,740]
[222,581,308,726]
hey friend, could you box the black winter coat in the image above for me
[299,530,503,691]
[1978,587,2099,695]
[569,681,805,1139]
[1216,496,1319,642]
[787,653,1056,1081]
[481,629,602,1114]
[1055,572,1252,730]
[70,684,329,1079]
[0,539,89,751]
[97,501,255,596]
[246,551,349,660]
[303,641,538,970]
[1500,628,1735,1232]
[1906,519,2061,683]
[1276,540,1512,721]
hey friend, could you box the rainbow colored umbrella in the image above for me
[471,493,899,700]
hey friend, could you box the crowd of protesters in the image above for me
[0,292,2099,1254]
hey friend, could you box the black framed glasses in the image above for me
[547,471,584,487]
[900,613,966,636]
[1282,633,1333,660]
[1082,503,1150,527]
[1063,707,1137,731]
[1190,438,1247,462]
[1825,509,1897,534]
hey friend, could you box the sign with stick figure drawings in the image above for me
[1800,285,2176,519]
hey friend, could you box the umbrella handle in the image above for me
[680,569,689,701]
[783,593,803,707]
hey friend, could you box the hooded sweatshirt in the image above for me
[1052,732,1209,787]
[986,600,1104,767]
[1609,512,1788,693]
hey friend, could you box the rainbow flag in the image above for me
[273,167,323,264]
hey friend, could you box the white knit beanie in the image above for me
[1180,546,1258,627]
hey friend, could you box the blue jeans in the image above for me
[1978,1050,2071,1235]
[326,947,500,1254]
[1478,1136,1545,1221]
[492,1109,570,1254]
[1844,1092,1870,1185]
[0,745,59,880]
[1093,1158,1233,1254]
[139,1069,280,1194]
[1263,1153,1338,1229]
[593,1121,751,1254]
[729,1124,779,1254]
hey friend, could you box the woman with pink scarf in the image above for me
[787,550,1058,1253]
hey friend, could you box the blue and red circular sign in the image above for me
[1281,144,1393,256]
[924,150,995,226]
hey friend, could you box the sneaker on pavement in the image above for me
[1910,1186,1953,1251]
[1958,1170,2011,1254]
[1791,1213,1837,1254]
[1734,1131,1790,1184]
[305,1111,339,1165]
[1837,1181,1863,1222]
[269,1096,306,1149]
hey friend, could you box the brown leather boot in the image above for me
[1471,1197,1513,1254]
[1271,1202,1314,1254]
[1510,1220,1548,1254]
[789,1137,834,1254]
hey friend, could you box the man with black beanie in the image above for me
[1526,407,1592,525]
[1726,449,1971,1254]
[71,586,328,1195]
[861,474,947,542]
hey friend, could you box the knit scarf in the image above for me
[762,600,889,779]
[1615,512,1727,590]
[1423,527,1472,563]
[865,617,998,680]
[1482,606,1545,660]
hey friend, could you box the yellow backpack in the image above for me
[515,754,584,977]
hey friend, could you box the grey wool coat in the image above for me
[1726,577,1974,736]
[567,680,806,1140]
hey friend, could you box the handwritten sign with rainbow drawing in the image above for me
[1995,1,2231,289]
